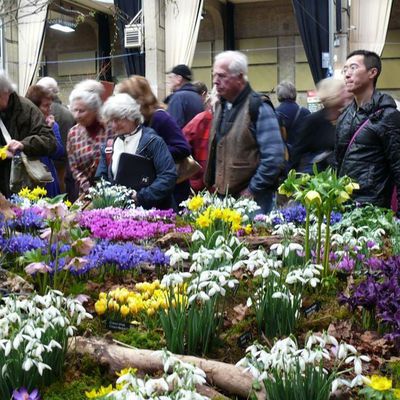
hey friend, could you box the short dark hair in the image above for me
[347,49,381,86]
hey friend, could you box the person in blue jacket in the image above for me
[96,93,177,210]
[165,64,204,128]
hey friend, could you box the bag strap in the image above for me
[346,108,383,151]
[290,106,302,130]
[0,117,12,144]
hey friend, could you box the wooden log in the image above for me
[69,336,266,399]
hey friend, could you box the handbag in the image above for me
[0,116,53,193]
[176,155,202,184]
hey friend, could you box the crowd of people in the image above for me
[0,48,399,214]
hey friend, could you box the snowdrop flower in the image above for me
[350,374,366,388]
[191,230,206,242]
[165,245,190,266]
[345,353,370,375]
[161,272,192,287]
[144,378,169,396]
[331,377,351,393]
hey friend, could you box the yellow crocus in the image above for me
[94,299,107,315]
[99,292,107,300]
[120,304,130,318]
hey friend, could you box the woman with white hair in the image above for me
[67,86,109,195]
[96,93,177,210]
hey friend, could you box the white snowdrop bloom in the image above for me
[215,235,226,247]
[246,297,253,307]
[272,292,290,301]
[331,378,351,393]
[337,343,348,360]
[229,235,241,247]
[239,246,250,258]
[4,340,12,357]
[144,378,169,396]
[270,243,284,256]
[350,374,366,388]
[345,354,370,375]
[34,360,52,376]
[165,245,190,266]
[22,357,34,371]
[161,272,192,287]
[191,230,206,242]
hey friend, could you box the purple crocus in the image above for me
[12,387,41,400]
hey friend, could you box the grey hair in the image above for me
[0,70,16,93]
[101,93,143,123]
[74,79,104,97]
[37,77,59,95]
[69,88,102,111]
[276,81,297,102]
[214,51,248,81]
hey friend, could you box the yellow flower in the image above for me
[187,195,204,211]
[116,367,137,377]
[147,307,155,316]
[278,184,292,197]
[85,385,113,399]
[94,299,107,315]
[394,388,400,398]
[99,292,107,300]
[367,375,392,391]
[120,304,130,318]
[64,200,72,208]
[244,224,252,235]
[337,190,350,204]
[305,190,322,206]
[18,187,31,199]
[196,214,211,228]
[31,186,47,199]
[0,145,8,160]
[344,182,360,195]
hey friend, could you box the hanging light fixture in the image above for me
[48,18,76,32]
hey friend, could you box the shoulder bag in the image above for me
[0,117,53,193]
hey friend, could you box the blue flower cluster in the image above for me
[74,241,169,275]
[7,208,45,231]
[0,233,46,254]
[272,205,342,226]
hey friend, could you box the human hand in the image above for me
[240,188,254,199]
[7,140,24,156]
[46,115,55,127]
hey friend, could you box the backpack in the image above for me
[248,93,290,163]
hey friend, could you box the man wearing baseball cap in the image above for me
[166,64,204,128]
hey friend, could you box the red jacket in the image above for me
[183,110,212,191]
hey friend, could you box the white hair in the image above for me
[101,93,143,123]
[69,88,102,111]
[0,70,16,93]
[214,51,248,81]
[74,79,104,97]
[37,77,59,96]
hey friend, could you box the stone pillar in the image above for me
[332,0,350,77]
[143,0,166,100]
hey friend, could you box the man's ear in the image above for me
[368,67,378,81]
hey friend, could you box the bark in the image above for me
[69,336,266,399]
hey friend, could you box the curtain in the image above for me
[350,0,393,55]
[114,0,145,76]
[292,0,329,84]
[18,0,48,95]
[165,0,204,70]
[97,13,112,81]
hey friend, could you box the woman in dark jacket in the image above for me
[115,75,191,207]
[96,93,177,210]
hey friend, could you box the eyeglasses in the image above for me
[341,64,361,75]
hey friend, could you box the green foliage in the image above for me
[113,329,163,350]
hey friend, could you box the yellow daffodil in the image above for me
[18,187,31,199]
[304,190,322,206]
[187,195,204,211]
[344,182,360,195]
[367,375,392,391]
[31,186,47,198]
[196,214,211,228]
[94,299,107,315]
[0,145,8,160]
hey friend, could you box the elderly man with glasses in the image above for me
[335,50,400,213]
[204,50,285,214]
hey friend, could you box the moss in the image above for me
[42,354,112,400]
[113,328,164,350]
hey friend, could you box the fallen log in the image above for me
[69,336,266,399]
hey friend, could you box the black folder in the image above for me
[115,152,156,190]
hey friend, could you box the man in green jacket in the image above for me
[0,70,56,197]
